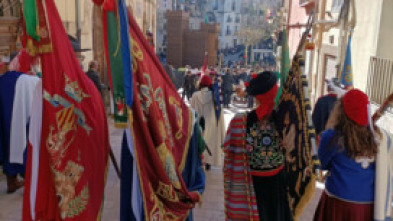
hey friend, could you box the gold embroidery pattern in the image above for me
[155,88,174,147]
[65,75,90,103]
[138,73,153,121]
[52,161,89,219]
[157,144,181,189]
[149,185,181,221]
[169,96,183,140]
[156,181,180,202]
[47,106,77,166]
[131,39,143,72]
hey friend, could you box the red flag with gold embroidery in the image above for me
[22,0,109,220]
[127,10,201,221]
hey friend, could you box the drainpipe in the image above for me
[76,0,82,45]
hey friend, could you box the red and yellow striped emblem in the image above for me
[56,105,76,132]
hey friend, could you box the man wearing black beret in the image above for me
[223,71,293,221]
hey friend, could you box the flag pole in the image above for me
[373,94,393,123]
[109,145,121,179]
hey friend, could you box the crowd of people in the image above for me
[0,40,392,221]
[181,66,273,109]
[179,63,393,221]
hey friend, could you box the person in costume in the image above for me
[224,71,293,221]
[314,89,378,221]
[0,53,27,193]
[191,75,225,170]
[312,79,339,137]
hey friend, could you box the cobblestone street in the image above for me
[0,107,323,220]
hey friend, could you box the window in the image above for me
[235,26,238,33]
[226,26,231,35]
[227,16,232,23]
[233,39,237,47]
[214,0,218,10]
[235,16,240,23]
[232,1,236,11]
[331,0,344,13]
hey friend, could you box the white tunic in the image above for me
[191,88,225,166]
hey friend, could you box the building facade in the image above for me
[282,0,393,133]
[206,0,242,49]
[306,0,393,104]
[156,0,173,53]
[0,0,21,57]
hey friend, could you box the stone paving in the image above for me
[0,106,323,220]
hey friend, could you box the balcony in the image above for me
[299,0,314,7]
[366,56,393,104]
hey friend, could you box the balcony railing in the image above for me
[366,56,393,104]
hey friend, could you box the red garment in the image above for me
[22,0,109,220]
[126,8,201,220]
[250,165,284,177]
[314,191,373,221]
[255,85,278,121]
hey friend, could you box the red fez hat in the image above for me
[200,75,212,87]
[342,89,369,126]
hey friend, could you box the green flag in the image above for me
[204,13,208,23]
[275,29,290,107]
[106,11,128,126]
[23,0,39,41]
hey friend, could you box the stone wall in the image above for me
[0,17,19,57]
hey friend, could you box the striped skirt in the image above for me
[313,191,373,221]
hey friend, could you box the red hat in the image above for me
[200,75,212,87]
[342,89,369,126]
[244,82,250,87]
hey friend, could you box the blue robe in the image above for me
[0,71,25,176]
[182,125,206,221]
[120,130,142,221]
